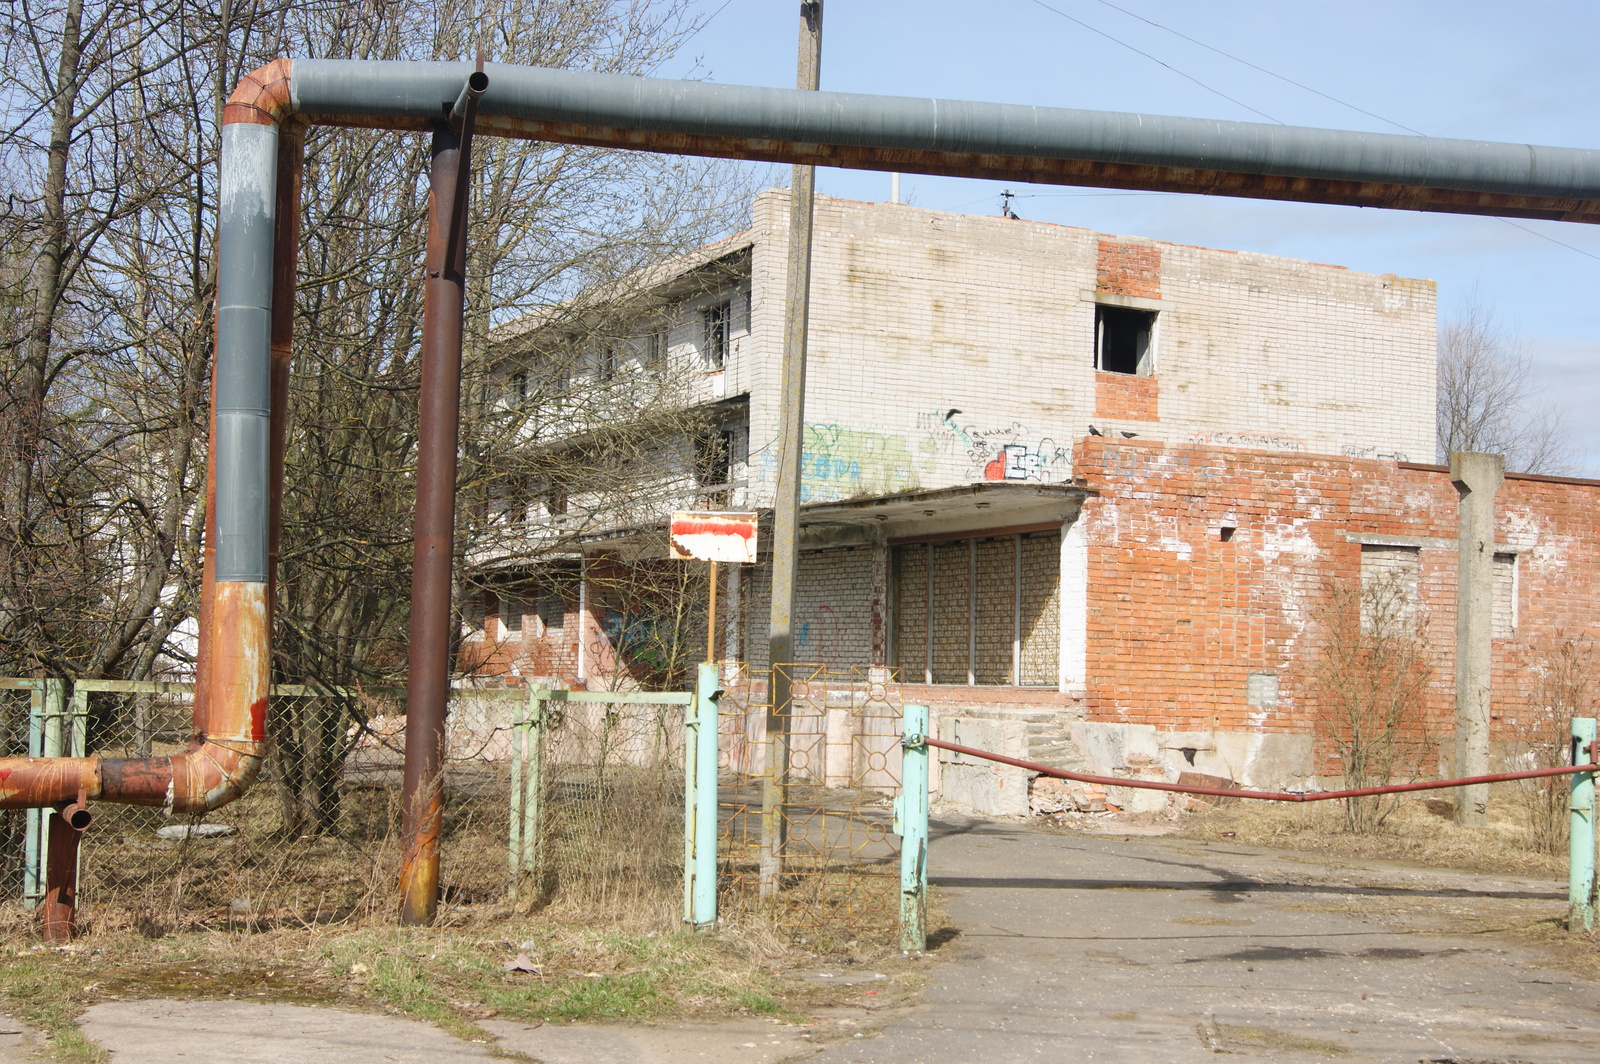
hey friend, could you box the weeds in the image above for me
[1304,568,1435,833]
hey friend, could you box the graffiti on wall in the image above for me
[1340,444,1412,462]
[919,408,1071,484]
[799,424,925,502]
[1185,430,1306,453]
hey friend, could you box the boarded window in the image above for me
[1493,552,1517,639]
[893,529,1060,686]
[1359,544,1420,634]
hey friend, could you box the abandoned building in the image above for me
[460,188,1600,810]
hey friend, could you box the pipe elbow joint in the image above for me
[225,58,294,128]
[167,739,265,815]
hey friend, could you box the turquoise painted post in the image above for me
[23,682,43,909]
[691,662,721,930]
[682,680,698,925]
[895,703,930,952]
[1569,717,1597,932]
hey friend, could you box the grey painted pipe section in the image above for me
[214,121,277,583]
[290,59,1600,200]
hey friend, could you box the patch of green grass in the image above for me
[1219,1023,1347,1056]
[0,951,108,1063]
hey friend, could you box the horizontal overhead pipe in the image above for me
[7,55,1600,816]
[925,736,1599,803]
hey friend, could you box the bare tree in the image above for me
[2,0,752,834]
[1436,301,1577,474]
[1306,569,1436,833]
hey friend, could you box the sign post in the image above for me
[672,511,758,930]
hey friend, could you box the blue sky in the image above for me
[654,1,1600,471]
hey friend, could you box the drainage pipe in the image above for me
[5,56,1600,823]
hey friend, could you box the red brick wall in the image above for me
[1094,371,1159,421]
[1096,239,1161,299]
[1073,437,1600,765]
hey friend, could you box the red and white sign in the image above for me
[669,511,759,564]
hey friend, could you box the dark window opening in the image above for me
[1220,526,1236,542]
[703,302,730,369]
[1095,304,1155,375]
[503,593,523,633]
[694,431,735,487]
[544,476,569,517]
[509,371,528,403]
[598,344,618,381]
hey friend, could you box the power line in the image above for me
[1023,0,1283,124]
[1085,0,1426,136]
[1032,1,1600,266]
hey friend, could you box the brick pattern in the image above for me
[893,544,930,682]
[1096,239,1162,299]
[973,536,1016,684]
[1094,371,1159,421]
[930,541,972,683]
[1072,436,1600,768]
[1019,530,1061,685]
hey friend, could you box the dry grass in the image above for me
[1178,797,1566,878]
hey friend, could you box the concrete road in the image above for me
[29,815,1596,1063]
[808,816,1598,1063]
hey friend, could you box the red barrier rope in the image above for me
[922,736,1596,802]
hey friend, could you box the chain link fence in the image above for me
[717,664,904,946]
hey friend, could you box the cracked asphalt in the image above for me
[807,815,1597,1064]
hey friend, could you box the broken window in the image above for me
[703,301,730,369]
[1094,304,1155,375]
[693,430,736,506]
[892,529,1060,686]
[544,476,569,518]
[1359,544,1420,634]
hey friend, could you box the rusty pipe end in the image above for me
[56,791,91,831]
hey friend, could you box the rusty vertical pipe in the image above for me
[400,125,467,926]
[40,797,89,942]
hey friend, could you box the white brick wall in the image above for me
[735,189,1436,506]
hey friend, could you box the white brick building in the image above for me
[463,188,1445,800]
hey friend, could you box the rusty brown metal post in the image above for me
[400,110,475,925]
[40,796,89,942]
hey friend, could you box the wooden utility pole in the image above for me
[762,0,822,897]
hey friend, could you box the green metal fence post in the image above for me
[691,662,721,930]
[682,677,698,925]
[67,680,86,758]
[507,687,546,902]
[23,682,44,909]
[508,708,526,899]
[1569,717,1597,932]
[895,703,929,952]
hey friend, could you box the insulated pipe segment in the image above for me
[284,59,1600,221]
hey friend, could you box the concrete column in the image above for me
[1451,451,1503,826]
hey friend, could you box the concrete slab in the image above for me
[482,1016,840,1063]
[78,1000,498,1064]
[803,816,1600,1063]
[0,1013,42,1063]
